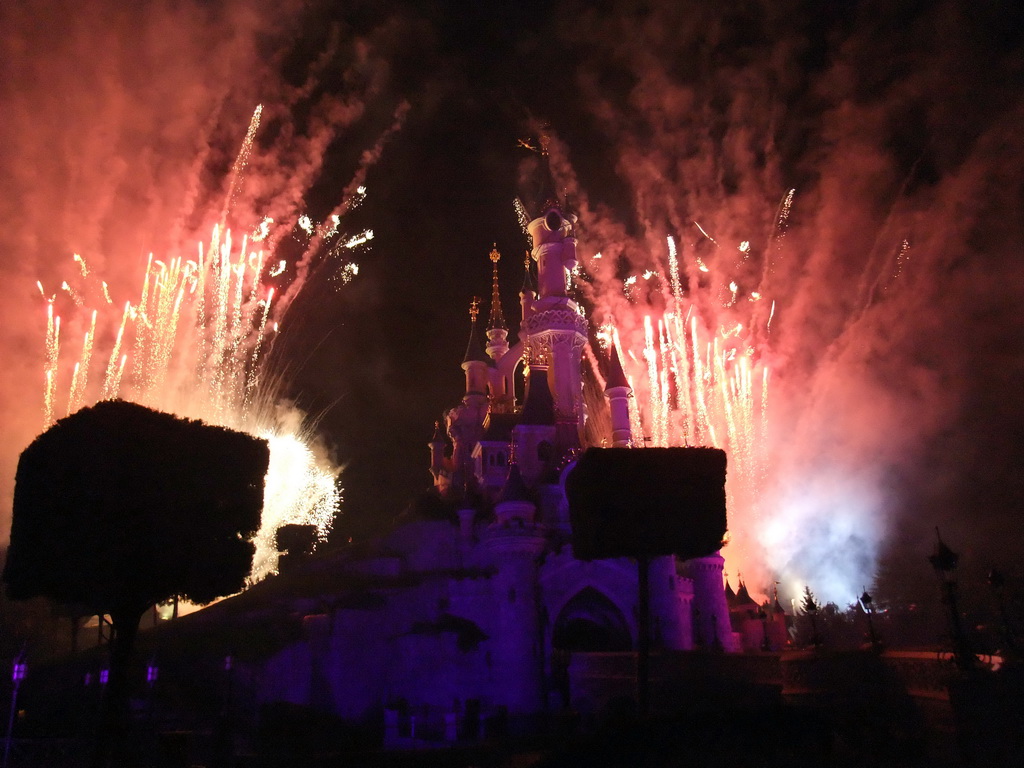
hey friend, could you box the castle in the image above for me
[257,172,756,738]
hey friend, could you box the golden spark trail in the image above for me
[100,302,131,401]
[67,363,80,416]
[34,106,389,588]
[606,230,774,589]
[67,310,97,416]
[43,305,60,428]
[223,105,262,218]
[42,222,343,584]
[643,316,664,447]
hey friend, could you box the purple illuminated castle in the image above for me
[257,187,749,740]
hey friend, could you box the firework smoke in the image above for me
[543,0,1024,603]
[0,1,402,580]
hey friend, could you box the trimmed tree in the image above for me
[2,400,269,763]
[566,446,728,715]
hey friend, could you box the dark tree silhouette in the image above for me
[2,399,269,764]
[275,523,319,574]
[566,447,728,716]
[801,585,823,647]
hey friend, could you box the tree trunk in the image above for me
[91,608,143,768]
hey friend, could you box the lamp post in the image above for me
[3,654,27,768]
[928,528,974,671]
[859,589,880,650]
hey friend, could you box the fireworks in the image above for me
[38,107,355,585]
[593,234,770,593]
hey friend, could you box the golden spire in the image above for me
[488,244,506,330]
[463,296,488,365]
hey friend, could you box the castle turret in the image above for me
[481,459,545,715]
[494,461,534,526]
[513,365,557,487]
[486,245,509,361]
[604,344,632,447]
[448,299,490,496]
[684,552,740,652]
[521,212,587,438]
[485,246,516,414]
[462,297,490,399]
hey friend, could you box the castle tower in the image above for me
[521,146,587,439]
[604,344,632,448]
[513,365,557,487]
[486,245,509,362]
[485,246,516,414]
[447,299,490,496]
[684,553,740,652]
[481,461,546,715]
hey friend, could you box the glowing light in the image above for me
[513,198,531,236]
[332,262,359,288]
[252,217,273,242]
[337,229,374,251]
[36,111,356,585]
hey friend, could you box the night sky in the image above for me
[2,0,1023,603]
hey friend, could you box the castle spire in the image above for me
[462,297,489,366]
[536,130,561,217]
[519,250,535,328]
[604,342,633,447]
[605,341,629,390]
[520,251,534,295]
[487,244,506,331]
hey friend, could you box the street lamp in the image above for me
[928,528,974,671]
[859,589,880,650]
